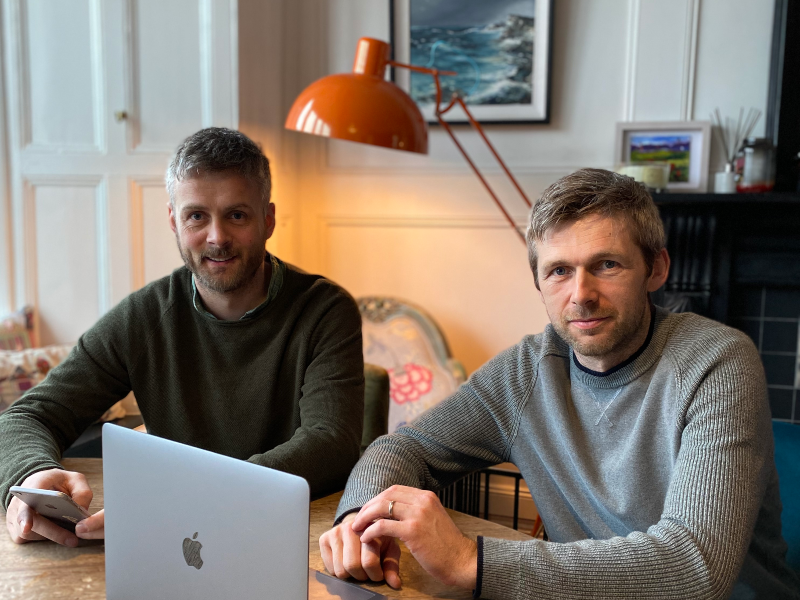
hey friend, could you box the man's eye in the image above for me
[602,260,617,269]
[231,212,245,220]
[553,266,567,276]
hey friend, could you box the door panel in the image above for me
[128,0,204,151]
[30,182,102,345]
[24,0,102,150]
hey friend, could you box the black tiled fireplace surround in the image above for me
[653,194,800,424]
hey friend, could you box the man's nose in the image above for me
[205,218,231,246]
[571,269,599,307]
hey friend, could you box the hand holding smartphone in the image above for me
[9,486,91,532]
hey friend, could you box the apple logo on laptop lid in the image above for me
[182,532,204,570]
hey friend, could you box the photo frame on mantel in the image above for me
[615,121,712,193]
[390,0,554,125]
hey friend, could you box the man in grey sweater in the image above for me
[320,169,799,599]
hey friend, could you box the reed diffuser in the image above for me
[711,108,761,193]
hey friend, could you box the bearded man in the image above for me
[1,128,364,547]
[320,169,799,599]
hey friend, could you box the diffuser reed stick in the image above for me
[711,107,762,165]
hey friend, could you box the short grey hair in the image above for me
[166,127,271,210]
[526,168,666,288]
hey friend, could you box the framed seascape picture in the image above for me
[615,121,712,193]
[390,0,554,124]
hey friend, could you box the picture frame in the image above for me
[615,121,712,193]
[389,0,554,125]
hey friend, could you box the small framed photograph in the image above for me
[390,0,554,124]
[615,121,712,193]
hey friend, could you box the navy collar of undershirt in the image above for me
[572,304,657,378]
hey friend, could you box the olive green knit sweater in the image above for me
[0,262,364,507]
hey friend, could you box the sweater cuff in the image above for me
[2,461,64,510]
[473,535,484,598]
[333,506,361,526]
[480,536,528,599]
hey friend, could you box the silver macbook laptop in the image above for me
[102,423,311,600]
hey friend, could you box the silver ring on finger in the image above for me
[388,499,395,520]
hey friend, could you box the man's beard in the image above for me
[551,300,648,358]
[177,240,265,294]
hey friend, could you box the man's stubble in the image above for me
[175,234,265,294]
[551,290,649,359]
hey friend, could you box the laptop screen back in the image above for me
[102,424,309,600]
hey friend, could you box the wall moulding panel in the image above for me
[622,0,640,121]
[319,214,529,231]
[8,0,104,152]
[267,215,293,263]
[321,138,612,176]
[317,214,545,374]
[680,0,701,121]
[692,0,774,150]
[317,215,530,272]
[629,0,696,122]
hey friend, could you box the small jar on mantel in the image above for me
[714,162,736,193]
[737,137,775,193]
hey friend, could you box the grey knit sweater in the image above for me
[337,308,800,599]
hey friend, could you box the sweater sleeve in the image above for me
[245,288,365,499]
[479,332,776,600]
[0,306,134,509]
[335,344,530,523]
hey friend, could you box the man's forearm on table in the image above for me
[0,412,64,509]
[248,424,361,497]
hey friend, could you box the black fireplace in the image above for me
[654,194,800,424]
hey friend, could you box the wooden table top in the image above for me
[0,458,531,599]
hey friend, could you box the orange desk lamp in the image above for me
[285,37,531,242]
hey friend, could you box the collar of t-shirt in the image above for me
[572,305,657,378]
[190,252,285,321]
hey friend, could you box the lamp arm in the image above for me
[436,114,526,242]
[389,60,531,244]
[442,96,532,210]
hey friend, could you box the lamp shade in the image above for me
[284,38,428,154]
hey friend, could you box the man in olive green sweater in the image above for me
[1,128,364,548]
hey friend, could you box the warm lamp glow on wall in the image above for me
[285,37,531,242]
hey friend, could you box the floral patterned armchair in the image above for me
[0,306,129,421]
[358,297,467,433]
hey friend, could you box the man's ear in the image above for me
[264,202,276,241]
[647,248,670,292]
[168,202,177,235]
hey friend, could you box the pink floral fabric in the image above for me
[387,363,433,404]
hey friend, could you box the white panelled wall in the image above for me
[281,0,774,375]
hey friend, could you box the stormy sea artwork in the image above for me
[630,134,692,183]
[409,0,535,106]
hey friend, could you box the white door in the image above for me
[1,0,237,345]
